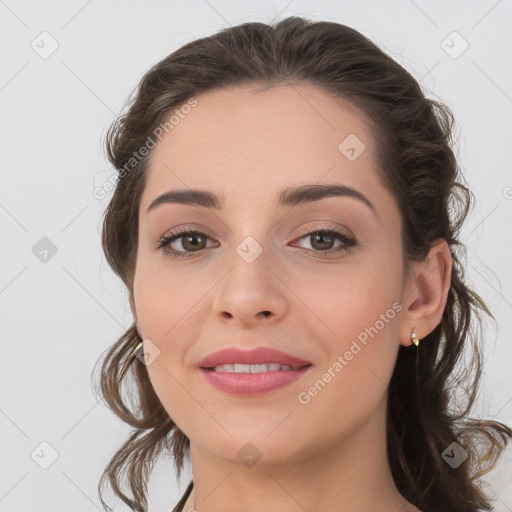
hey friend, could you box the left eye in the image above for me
[156,228,357,259]
[293,228,357,255]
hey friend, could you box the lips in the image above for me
[198,346,312,370]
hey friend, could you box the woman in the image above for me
[93,16,512,512]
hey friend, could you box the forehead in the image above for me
[140,83,391,216]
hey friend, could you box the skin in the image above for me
[129,83,452,512]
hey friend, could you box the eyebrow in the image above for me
[146,183,379,219]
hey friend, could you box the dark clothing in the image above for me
[171,480,194,512]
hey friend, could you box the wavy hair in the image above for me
[92,16,512,512]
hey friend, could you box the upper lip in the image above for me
[198,347,312,369]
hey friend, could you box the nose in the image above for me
[212,249,288,328]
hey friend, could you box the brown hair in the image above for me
[92,16,512,512]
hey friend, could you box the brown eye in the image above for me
[156,227,357,259]
[309,231,337,251]
[292,228,357,258]
[180,233,207,252]
[156,230,216,258]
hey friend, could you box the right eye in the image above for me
[156,229,218,258]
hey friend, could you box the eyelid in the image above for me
[294,221,354,239]
[157,221,353,245]
[156,221,358,260]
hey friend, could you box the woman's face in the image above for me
[132,83,412,465]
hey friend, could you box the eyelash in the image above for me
[155,226,357,259]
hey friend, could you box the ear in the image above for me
[399,238,452,347]
[129,293,142,338]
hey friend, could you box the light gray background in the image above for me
[1,1,511,511]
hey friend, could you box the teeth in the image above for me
[212,363,295,373]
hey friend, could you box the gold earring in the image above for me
[411,330,420,347]
[119,341,144,380]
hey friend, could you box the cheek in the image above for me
[133,262,203,341]
[292,247,402,340]
[131,264,209,426]
[290,251,403,410]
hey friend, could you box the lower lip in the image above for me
[199,366,313,396]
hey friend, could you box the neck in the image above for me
[181,395,418,512]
